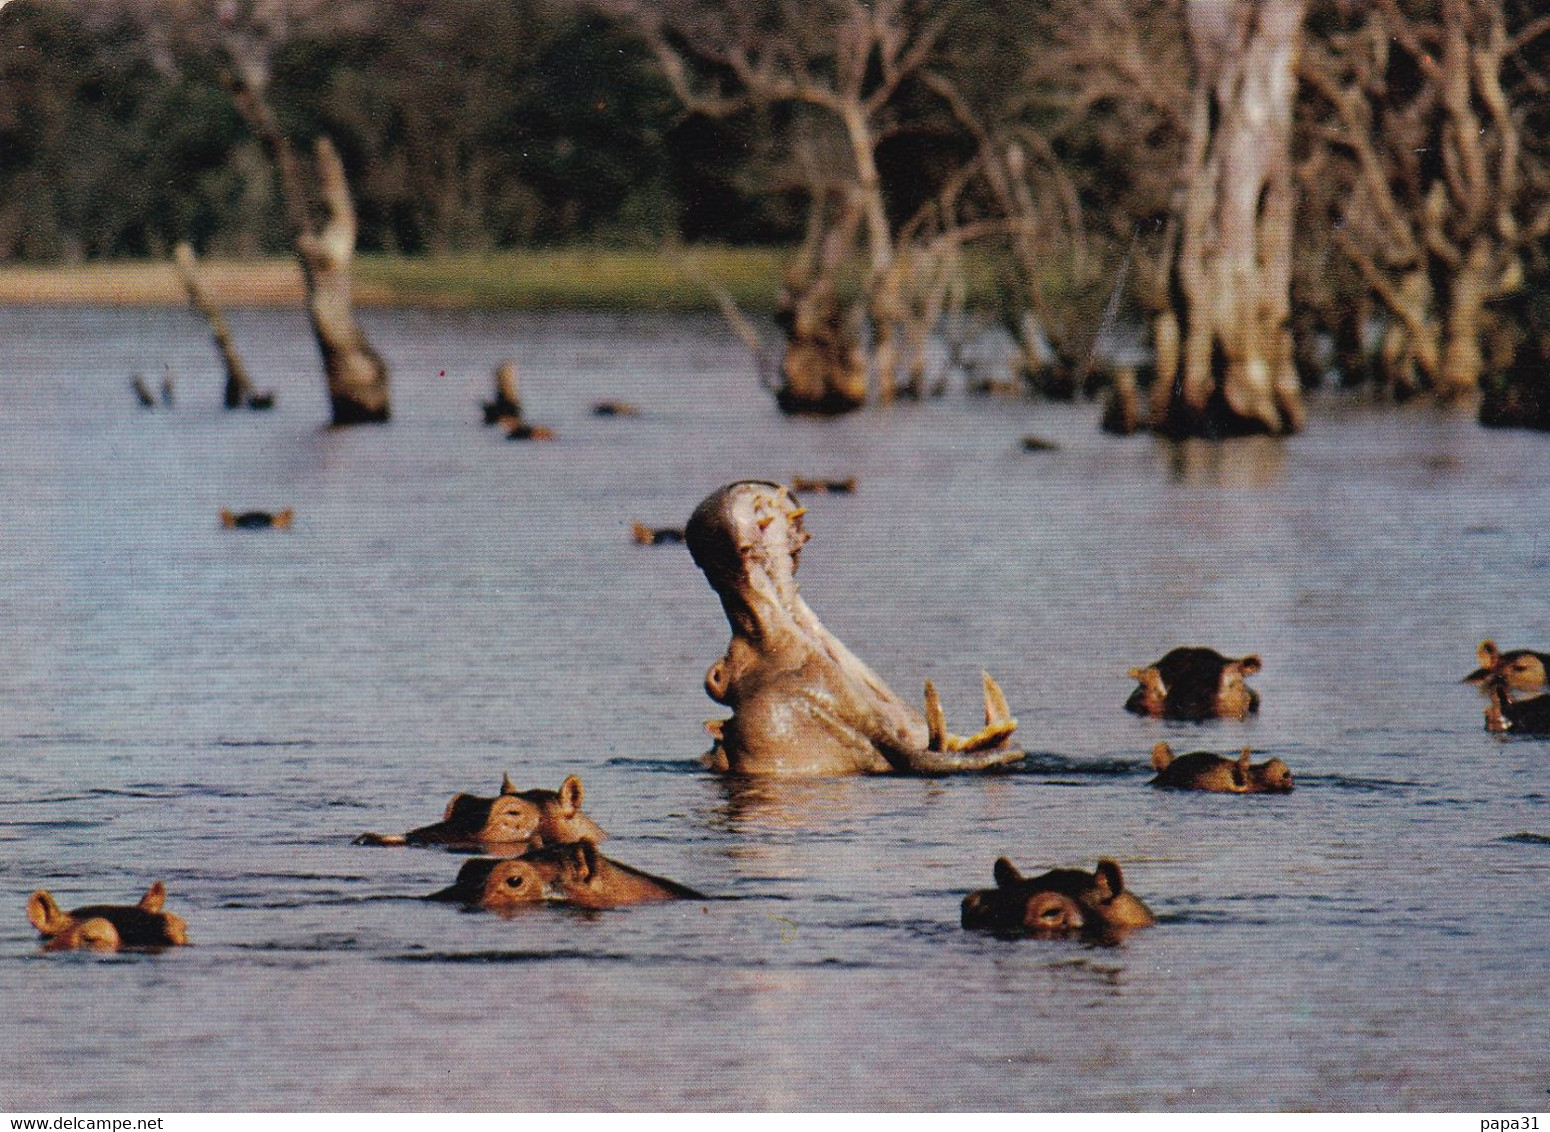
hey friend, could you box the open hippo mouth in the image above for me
[685,480,1024,776]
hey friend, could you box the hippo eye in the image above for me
[504,875,525,888]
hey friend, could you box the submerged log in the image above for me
[173,242,272,411]
[481,360,521,425]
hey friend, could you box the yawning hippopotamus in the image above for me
[686,481,1023,776]
[353,774,606,851]
[428,839,703,911]
[27,881,189,952]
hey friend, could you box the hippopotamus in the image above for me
[633,522,686,546]
[1149,742,1293,793]
[221,508,293,530]
[1465,640,1550,694]
[686,481,1023,776]
[353,774,606,851]
[961,857,1154,940]
[27,881,189,952]
[427,839,703,911]
[1125,647,1261,721]
[1482,677,1550,735]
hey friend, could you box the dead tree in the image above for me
[598,0,963,411]
[220,20,389,426]
[774,189,869,413]
[1013,0,1192,401]
[1139,0,1307,438]
[173,241,274,409]
[1299,0,1550,406]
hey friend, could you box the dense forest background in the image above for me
[3,0,1549,432]
[0,0,798,259]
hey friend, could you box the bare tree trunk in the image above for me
[1438,240,1494,402]
[775,192,868,415]
[227,73,390,427]
[1149,0,1306,438]
[173,241,266,410]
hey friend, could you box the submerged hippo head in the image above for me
[961,858,1154,941]
[1466,640,1550,694]
[1150,743,1293,793]
[686,481,1023,776]
[427,855,561,913]
[1124,647,1261,721]
[27,881,189,952]
[354,774,606,851]
[428,839,702,912]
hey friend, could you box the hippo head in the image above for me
[1245,752,1294,793]
[962,874,1088,939]
[687,480,810,641]
[358,774,605,851]
[427,840,701,911]
[963,857,1154,941]
[1466,640,1550,693]
[27,881,189,952]
[427,855,563,913]
[1124,666,1168,716]
[687,481,1022,776]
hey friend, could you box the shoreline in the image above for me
[0,247,794,311]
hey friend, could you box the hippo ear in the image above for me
[1237,655,1262,675]
[1466,640,1500,683]
[567,838,602,885]
[1150,742,1173,772]
[443,793,466,821]
[1232,748,1251,787]
[500,774,517,796]
[992,857,1022,887]
[1092,859,1126,900]
[139,880,167,913]
[27,891,66,934]
[559,775,583,815]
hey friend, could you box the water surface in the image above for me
[1,305,1547,1110]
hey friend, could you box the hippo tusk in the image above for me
[981,671,1012,726]
[787,507,807,520]
[924,680,947,752]
[924,676,1019,753]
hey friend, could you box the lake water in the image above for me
[1,304,1547,1111]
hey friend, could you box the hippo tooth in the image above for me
[757,515,776,530]
[787,507,807,520]
[981,671,1012,725]
[948,719,1018,752]
[924,680,947,752]
[704,719,725,739]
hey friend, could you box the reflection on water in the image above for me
[1,306,1548,1110]
[1165,434,1287,487]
